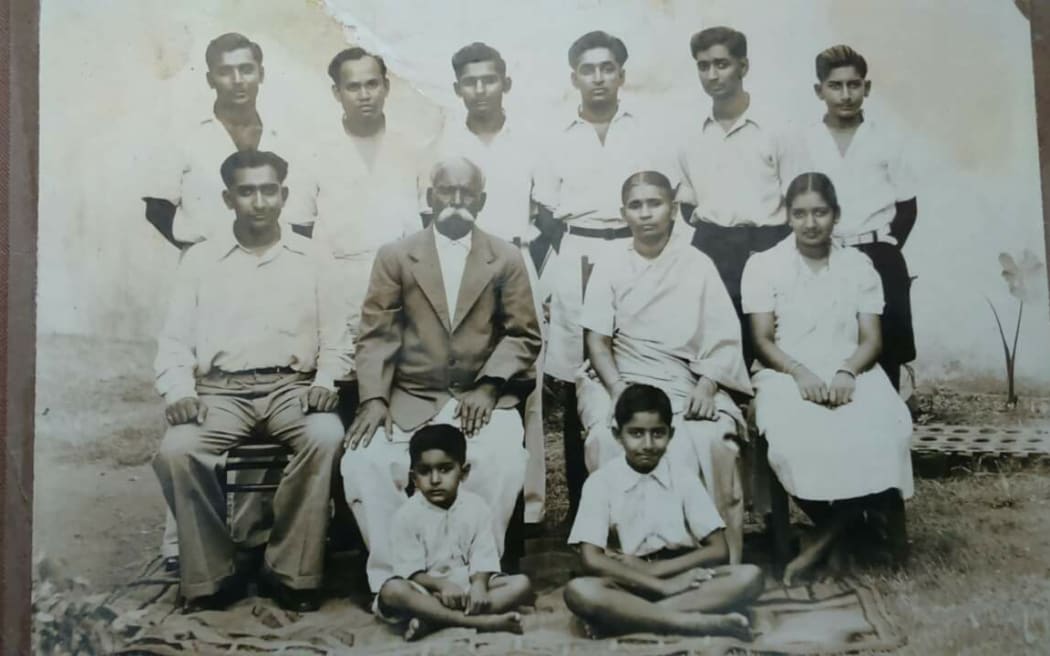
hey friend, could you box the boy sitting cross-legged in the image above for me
[375,424,534,641]
[564,383,764,639]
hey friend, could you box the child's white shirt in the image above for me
[388,488,502,590]
[568,455,725,557]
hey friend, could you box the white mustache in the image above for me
[437,207,476,223]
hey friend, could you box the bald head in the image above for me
[429,156,486,191]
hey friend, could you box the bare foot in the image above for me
[784,528,836,586]
[403,617,432,642]
[476,611,524,635]
[687,611,752,640]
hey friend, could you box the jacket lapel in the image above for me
[451,230,497,333]
[409,229,452,332]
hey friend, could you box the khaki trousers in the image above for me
[152,373,344,598]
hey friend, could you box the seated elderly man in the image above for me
[341,156,542,595]
[576,171,753,562]
[152,150,350,613]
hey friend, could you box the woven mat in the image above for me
[108,559,903,656]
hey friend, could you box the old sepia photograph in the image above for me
[18,0,1050,653]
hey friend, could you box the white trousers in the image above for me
[340,402,528,592]
[576,373,745,563]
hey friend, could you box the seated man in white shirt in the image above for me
[576,171,752,562]
[152,150,350,613]
[341,156,541,595]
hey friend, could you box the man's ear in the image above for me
[475,191,487,215]
[453,80,463,98]
[863,79,872,97]
[620,206,628,222]
[813,82,824,100]
[667,426,676,441]
[206,71,216,90]
[460,462,471,479]
[258,65,266,85]
[222,189,234,210]
[570,70,580,91]
[330,84,341,104]
[739,57,750,78]
[281,186,290,203]
[425,187,435,212]
[503,76,513,94]
[618,67,626,85]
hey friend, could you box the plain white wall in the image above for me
[38,0,1050,390]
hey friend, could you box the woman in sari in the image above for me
[741,172,913,584]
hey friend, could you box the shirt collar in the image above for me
[785,236,846,274]
[615,455,673,492]
[418,490,461,515]
[703,101,763,135]
[565,102,634,131]
[215,227,307,263]
[433,226,473,252]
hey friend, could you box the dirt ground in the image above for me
[31,334,1050,654]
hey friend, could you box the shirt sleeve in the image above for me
[466,500,502,575]
[389,506,427,580]
[530,139,561,213]
[154,249,200,403]
[888,134,918,202]
[741,252,775,314]
[579,262,615,337]
[313,250,355,389]
[567,474,611,549]
[677,465,726,543]
[854,251,885,315]
[674,146,698,207]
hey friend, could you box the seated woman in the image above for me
[741,172,913,584]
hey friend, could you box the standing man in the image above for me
[300,46,430,333]
[427,42,547,524]
[788,45,918,390]
[152,150,350,612]
[341,157,541,595]
[532,29,674,399]
[676,27,793,364]
[145,32,307,247]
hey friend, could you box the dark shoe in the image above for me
[163,556,180,575]
[257,572,322,612]
[182,575,247,613]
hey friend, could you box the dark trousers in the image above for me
[692,222,793,366]
[853,242,916,391]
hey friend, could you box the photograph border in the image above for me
[3,1,1050,652]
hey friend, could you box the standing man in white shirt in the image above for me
[152,150,351,612]
[299,47,429,334]
[676,27,792,365]
[427,42,547,524]
[532,32,675,512]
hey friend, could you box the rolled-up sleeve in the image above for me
[567,475,610,549]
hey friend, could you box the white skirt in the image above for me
[753,366,914,501]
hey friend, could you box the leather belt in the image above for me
[220,366,297,376]
[839,228,894,247]
[567,225,632,240]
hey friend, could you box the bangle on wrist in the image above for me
[785,360,802,376]
[836,367,857,379]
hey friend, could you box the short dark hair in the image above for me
[815,45,868,82]
[784,172,841,217]
[568,30,628,69]
[689,26,747,60]
[409,424,468,467]
[621,170,675,203]
[614,384,673,429]
[219,150,288,188]
[452,42,507,78]
[328,47,388,85]
[205,33,263,69]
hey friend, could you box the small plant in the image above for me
[986,249,1043,407]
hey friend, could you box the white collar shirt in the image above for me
[675,104,789,228]
[790,117,917,241]
[532,104,677,229]
[153,229,352,402]
[567,455,724,557]
[387,489,502,589]
[433,228,473,323]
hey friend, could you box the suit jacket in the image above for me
[356,225,542,430]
